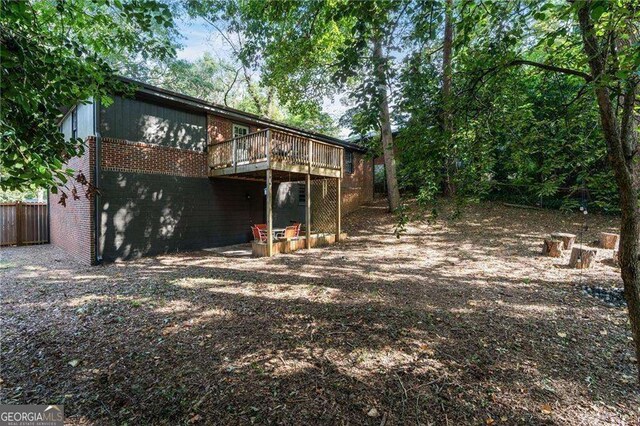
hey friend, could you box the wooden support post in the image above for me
[232,138,237,173]
[308,138,312,174]
[336,148,343,242]
[336,177,341,241]
[266,129,271,168]
[15,201,23,246]
[266,169,273,257]
[306,173,311,249]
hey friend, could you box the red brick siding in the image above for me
[207,114,259,143]
[101,138,207,178]
[49,137,95,265]
[342,152,373,215]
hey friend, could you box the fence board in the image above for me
[0,202,49,246]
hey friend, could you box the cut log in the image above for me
[600,232,619,249]
[569,245,597,269]
[550,232,576,250]
[542,239,563,257]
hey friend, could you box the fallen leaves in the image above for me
[367,407,380,418]
[0,200,636,425]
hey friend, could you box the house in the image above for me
[50,77,373,264]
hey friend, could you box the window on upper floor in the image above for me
[71,107,78,139]
[232,124,249,139]
[344,150,354,174]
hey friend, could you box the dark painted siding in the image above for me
[99,171,264,261]
[100,96,207,151]
[273,182,305,227]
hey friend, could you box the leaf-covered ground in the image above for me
[1,199,638,425]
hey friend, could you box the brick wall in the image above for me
[49,127,372,264]
[342,152,373,215]
[49,137,95,265]
[207,114,259,143]
[101,138,207,177]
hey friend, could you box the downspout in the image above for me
[93,98,103,264]
[46,189,51,243]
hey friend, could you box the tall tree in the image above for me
[198,0,406,211]
[441,0,455,196]
[573,0,640,380]
[453,0,640,379]
[0,0,176,197]
[373,36,402,211]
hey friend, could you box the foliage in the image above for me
[394,0,637,213]
[0,0,176,195]
[0,187,43,203]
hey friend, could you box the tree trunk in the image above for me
[441,0,455,196]
[600,232,620,250]
[551,232,576,250]
[373,37,401,212]
[577,2,640,381]
[542,238,563,257]
[568,245,597,269]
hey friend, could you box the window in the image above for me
[298,184,306,206]
[344,150,354,174]
[71,108,78,139]
[232,124,249,138]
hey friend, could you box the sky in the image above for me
[174,18,352,137]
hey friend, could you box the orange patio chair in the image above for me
[251,226,266,243]
[281,225,299,240]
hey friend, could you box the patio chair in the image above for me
[254,223,268,238]
[251,226,267,243]
[279,225,299,241]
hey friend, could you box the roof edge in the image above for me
[116,76,367,152]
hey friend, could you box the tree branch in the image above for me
[507,59,592,81]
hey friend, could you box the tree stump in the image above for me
[600,232,619,249]
[551,232,576,250]
[542,239,563,257]
[569,245,597,269]
[612,249,619,265]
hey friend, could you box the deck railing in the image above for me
[208,128,343,174]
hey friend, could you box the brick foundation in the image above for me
[49,137,96,265]
[101,138,207,177]
[342,152,373,214]
[49,134,372,265]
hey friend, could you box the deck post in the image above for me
[336,177,341,241]
[266,169,273,257]
[308,138,312,174]
[266,128,271,168]
[306,173,311,249]
[232,137,237,173]
[336,149,343,242]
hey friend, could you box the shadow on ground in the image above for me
[0,199,637,425]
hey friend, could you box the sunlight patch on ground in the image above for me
[154,299,196,313]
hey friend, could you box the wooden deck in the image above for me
[208,128,344,257]
[208,129,343,179]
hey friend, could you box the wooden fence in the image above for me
[0,202,49,246]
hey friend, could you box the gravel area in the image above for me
[1,199,638,425]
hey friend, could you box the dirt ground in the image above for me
[1,199,638,425]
